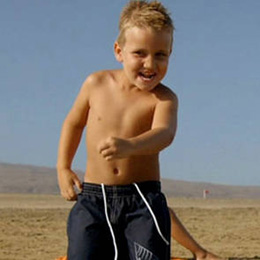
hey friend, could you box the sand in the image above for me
[0,194,259,260]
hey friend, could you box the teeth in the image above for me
[140,72,155,79]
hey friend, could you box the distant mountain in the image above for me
[0,162,259,199]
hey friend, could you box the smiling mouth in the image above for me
[138,72,156,81]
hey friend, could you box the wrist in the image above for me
[194,248,207,259]
[127,138,138,156]
[56,164,71,172]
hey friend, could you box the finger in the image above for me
[66,192,77,201]
[62,189,77,201]
[98,138,111,151]
[66,196,77,201]
[101,147,115,157]
[68,187,78,199]
[98,142,110,153]
[61,192,73,201]
[68,194,77,201]
[104,155,114,161]
[74,177,83,192]
[98,137,116,153]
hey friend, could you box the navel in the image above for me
[113,168,119,175]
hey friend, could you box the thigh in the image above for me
[67,194,114,260]
[125,192,171,260]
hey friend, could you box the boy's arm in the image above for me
[130,90,178,154]
[99,89,178,160]
[57,78,91,200]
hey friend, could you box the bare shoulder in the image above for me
[151,84,178,132]
[76,70,115,103]
[153,84,178,105]
[83,70,115,88]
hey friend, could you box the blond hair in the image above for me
[117,0,174,46]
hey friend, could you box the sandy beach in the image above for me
[0,194,259,260]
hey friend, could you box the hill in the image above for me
[0,162,259,199]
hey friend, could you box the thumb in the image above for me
[73,176,83,192]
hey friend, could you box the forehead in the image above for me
[123,26,172,51]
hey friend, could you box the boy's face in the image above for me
[115,26,172,91]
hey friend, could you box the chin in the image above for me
[139,81,160,90]
[138,85,157,92]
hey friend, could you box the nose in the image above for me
[143,55,155,70]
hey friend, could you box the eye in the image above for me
[133,50,146,57]
[156,52,168,58]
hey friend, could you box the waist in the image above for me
[81,181,161,197]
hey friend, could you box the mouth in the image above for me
[138,72,156,81]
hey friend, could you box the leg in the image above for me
[169,207,223,260]
[67,194,114,260]
[126,192,171,260]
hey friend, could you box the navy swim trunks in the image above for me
[67,181,171,260]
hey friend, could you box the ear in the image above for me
[114,41,123,63]
[169,47,172,56]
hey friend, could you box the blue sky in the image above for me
[1,0,259,186]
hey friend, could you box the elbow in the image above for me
[162,128,175,148]
[166,131,175,146]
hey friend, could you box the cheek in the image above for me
[126,57,141,70]
[159,61,169,71]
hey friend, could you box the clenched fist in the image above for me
[98,136,133,161]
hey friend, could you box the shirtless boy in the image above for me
[57,1,175,259]
[57,1,220,260]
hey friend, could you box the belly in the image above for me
[84,110,159,185]
[84,153,160,185]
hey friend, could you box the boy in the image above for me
[57,1,176,259]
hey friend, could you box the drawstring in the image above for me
[101,183,118,260]
[101,182,169,260]
[133,183,170,245]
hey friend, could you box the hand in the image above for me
[57,168,82,201]
[195,250,224,260]
[98,136,133,161]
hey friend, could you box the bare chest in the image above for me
[87,89,156,137]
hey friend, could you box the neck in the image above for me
[117,70,139,92]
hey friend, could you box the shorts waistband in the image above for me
[82,181,161,197]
